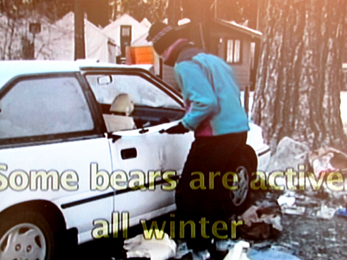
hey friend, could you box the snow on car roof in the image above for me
[0,60,80,89]
[76,60,155,72]
[0,60,155,90]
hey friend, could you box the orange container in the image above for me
[126,46,155,65]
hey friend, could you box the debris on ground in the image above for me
[224,241,250,260]
[76,139,347,260]
[277,194,296,207]
[281,205,306,216]
[238,203,282,240]
[335,208,347,218]
[308,146,347,177]
[124,232,176,260]
[168,141,347,260]
[315,205,337,220]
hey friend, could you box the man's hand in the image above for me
[160,122,189,134]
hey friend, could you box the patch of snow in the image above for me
[178,18,190,26]
[140,18,151,28]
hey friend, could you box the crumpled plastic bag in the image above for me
[124,232,176,260]
[308,146,347,177]
[242,205,282,232]
[239,203,282,240]
[266,137,310,173]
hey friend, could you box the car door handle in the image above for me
[121,148,137,160]
[107,132,121,143]
[139,128,149,134]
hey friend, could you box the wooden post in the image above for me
[74,0,85,60]
[159,58,163,79]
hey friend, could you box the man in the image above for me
[147,22,249,255]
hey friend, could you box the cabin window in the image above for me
[226,39,241,64]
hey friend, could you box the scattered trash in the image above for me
[174,241,191,259]
[255,200,282,215]
[308,146,347,177]
[281,205,306,215]
[192,250,210,260]
[124,143,347,260]
[277,194,296,207]
[277,193,309,216]
[224,241,250,260]
[239,203,282,239]
[315,205,337,220]
[335,208,347,218]
[214,239,236,251]
[293,194,319,208]
[124,232,176,260]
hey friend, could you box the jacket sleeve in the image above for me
[174,61,219,130]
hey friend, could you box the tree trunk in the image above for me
[252,0,347,152]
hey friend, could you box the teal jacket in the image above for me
[174,49,249,136]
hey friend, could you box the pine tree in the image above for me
[251,0,347,151]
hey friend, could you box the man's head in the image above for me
[146,22,180,56]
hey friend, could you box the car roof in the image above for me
[0,60,155,90]
[76,60,154,71]
[0,60,80,89]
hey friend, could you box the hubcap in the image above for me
[231,165,249,206]
[0,223,46,260]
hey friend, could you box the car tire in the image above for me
[228,145,257,214]
[0,209,62,260]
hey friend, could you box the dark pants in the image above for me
[175,132,247,251]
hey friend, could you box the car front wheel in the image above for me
[231,164,250,207]
[0,210,57,260]
[229,145,258,214]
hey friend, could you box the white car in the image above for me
[0,60,270,260]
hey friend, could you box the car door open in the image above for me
[85,70,193,227]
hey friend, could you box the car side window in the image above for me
[86,74,185,132]
[87,74,181,108]
[0,76,94,140]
